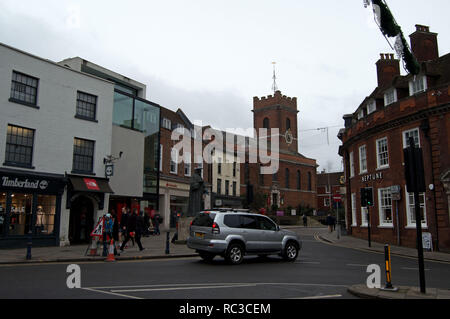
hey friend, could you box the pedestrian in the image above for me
[102,213,114,256]
[326,213,334,233]
[111,209,120,256]
[120,209,144,252]
[171,211,179,243]
[302,214,308,228]
[135,211,146,251]
[153,210,161,236]
[120,207,134,247]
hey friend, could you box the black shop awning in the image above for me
[68,176,114,194]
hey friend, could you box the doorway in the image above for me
[69,195,94,245]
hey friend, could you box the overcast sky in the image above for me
[1,1,449,172]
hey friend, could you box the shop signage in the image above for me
[2,176,49,190]
[84,178,100,191]
[361,172,383,183]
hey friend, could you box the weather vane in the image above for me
[272,62,278,94]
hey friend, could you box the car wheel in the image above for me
[226,243,244,265]
[199,252,215,262]
[283,242,299,262]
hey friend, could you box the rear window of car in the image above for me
[192,213,216,227]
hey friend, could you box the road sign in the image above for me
[333,194,342,202]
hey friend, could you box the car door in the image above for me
[256,216,283,252]
[239,215,260,252]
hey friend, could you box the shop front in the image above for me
[159,180,190,230]
[0,169,66,248]
[66,175,114,245]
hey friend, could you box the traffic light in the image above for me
[361,188,374,207]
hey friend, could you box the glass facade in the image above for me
[112,90,160,196]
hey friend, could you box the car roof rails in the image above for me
[212,208,252,213]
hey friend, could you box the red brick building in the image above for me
[316,172,344,215]
[241,91,318,215]
[339,25,450,252]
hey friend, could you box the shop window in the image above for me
[9,193,33,236]
[351,193,357,226]
[36,195,56,235]
[0,193,6,236]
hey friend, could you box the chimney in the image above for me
[376,53,400,88]
[409,25,439,62]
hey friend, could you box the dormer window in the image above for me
[384,89,397,106]
[366,100,376,115]
[357,109,364,120]
[409,75,427,96]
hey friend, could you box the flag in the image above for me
[365,0,420,75]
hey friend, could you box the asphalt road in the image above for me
[1,228,449,300]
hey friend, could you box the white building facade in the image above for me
[0,43,115,247]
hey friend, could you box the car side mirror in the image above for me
[276,225,280,231]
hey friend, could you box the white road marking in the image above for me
[111,283,258,293]
[82,287,143,300]
[347,264,369,267]
[291,294,343,299]
[295,261,321,264]
[401,267,431,271]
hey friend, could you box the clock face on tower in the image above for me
[285,130,293,145]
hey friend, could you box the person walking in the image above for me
[120,207,134,247]
[153,210,161,236]
[102,213,114,256]
[111,209,120,256]
[135,211,146,251]
[120,209,144,252]
[302,214,308,228]
[326,213,334,233]
[143,210,151,237]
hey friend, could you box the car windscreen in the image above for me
[192,213,216,227]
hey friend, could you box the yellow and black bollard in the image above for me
[381,244,399,291]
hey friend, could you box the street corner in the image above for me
[347,284,407,299]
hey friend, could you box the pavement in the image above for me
[317,227,450,299]
[1,225,449,299]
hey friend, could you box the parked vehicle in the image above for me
[187,209,302,265]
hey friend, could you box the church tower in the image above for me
[252,90,299,154]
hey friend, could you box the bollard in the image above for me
[26,230,32,260]
[381,244,398,291]
[165,231,170,254]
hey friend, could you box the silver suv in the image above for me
[187,210,302,264]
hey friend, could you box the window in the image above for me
[351,193,357,226]
[263,118,270,129]
[403,128,420,149]
[76,91,97,120]
[361,207,368,227]
[376,137,389,169]
[36,195,56,235]
[357,109,364,120]
[5,124,35,168]
[286,118,291,130]
[285,168,290,188]
[256,216,277,231]
[384,89,397,106]
[218,158,222,175]
[297,170,301,190]
[359,145,367,174]
[225,180,230,196]
[233,181,237,197]
[233,162,237,177]
[223,215,241,228]
[8,193,33,235]
[217,179,222,194]
[324,198,330,207]
[170,148,178,174]
[196,155,203,178]
[10,71,39,106]
[73,138,95,173]
[409,75,427,95]
[349,152,355,178]
[0,193,6,236]
[184,152,191,176]
[240,215,257,229]
[405,187,427,228]
[378,188,393,226]
[367,100,376,115]
[162,118,171,130]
